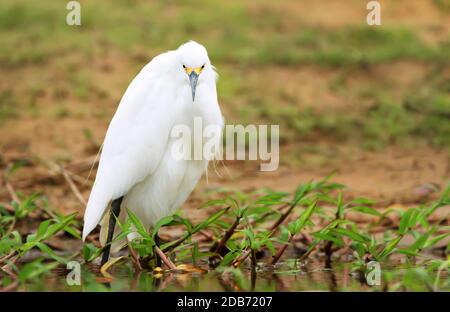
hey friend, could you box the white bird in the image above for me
[82,41,223,265]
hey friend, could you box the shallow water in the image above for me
[18,257,449,292]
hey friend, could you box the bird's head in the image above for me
[178,41,210,101]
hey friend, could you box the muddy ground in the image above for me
[0,0,449,220]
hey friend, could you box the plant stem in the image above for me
[232,249,251,267]
[269,202,297,231]
[271,234,292,265]
[59,165,87,206]
[213,216,240,255]
[154,246,176,270]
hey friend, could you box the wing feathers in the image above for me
[82,51,176,240]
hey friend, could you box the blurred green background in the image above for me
[0,0,449,212]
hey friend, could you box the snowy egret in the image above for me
[82,41,223,265]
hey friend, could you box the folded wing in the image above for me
[82,51,176,240]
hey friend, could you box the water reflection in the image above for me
[17,258,449,292]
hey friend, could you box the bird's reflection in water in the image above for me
[324,260,338,292]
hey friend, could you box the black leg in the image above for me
[101,197,123,266]
[154,233,162,267]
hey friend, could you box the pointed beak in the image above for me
[188,71,199,101]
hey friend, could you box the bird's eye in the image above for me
[201,64,205,69]
[182,65,186,69]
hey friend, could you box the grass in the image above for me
[0,0,449,292]
[0,0,449,152]
[1,1,449,67]
[0,173,448,291]
[0,89,19,124]
[250,86,450,150]
[434,0,450,11]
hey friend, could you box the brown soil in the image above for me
[198,146,449,206]
[263,0,450,43]
[0,0,449,218]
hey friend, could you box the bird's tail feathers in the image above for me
[82,188,110,241]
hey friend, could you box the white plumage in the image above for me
[82,41,223,248]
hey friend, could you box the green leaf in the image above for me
[214,219,232,229]
[43,213,77,240]
[424,232,450,249]
[63,225,81,239]
[35,242,67,264]
[399,208,419,235]
[315,194,336,204]
[331,227,370,244]
[291,201,317,235]
[378,236,403,259]
[83,243,101,262]
[5,160,27,178]
[247,206,274,217]
[152,216,174,238]
[226,196,240,210]
[409,231,431,251]
[193,207,229,233]
[220,250,240,267]
[14,193,40,219]
[312,232,344,247]
[254,192,288,205]
[19,214,76,255]
[36,220,51,240]
[236,206,249,218]
[397,248,418,257]
[352,242,367,258]
[200,199,228,209]
[242,228,259,249]
[172,214,193,233]
[350,206,383,217]
[293,183,310,203]
[192,242,199,264]
[18,260,58,283]
[127,209,149,237]
[280,226,290,243]
[265,240,276,256]
[423,202,442,220]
